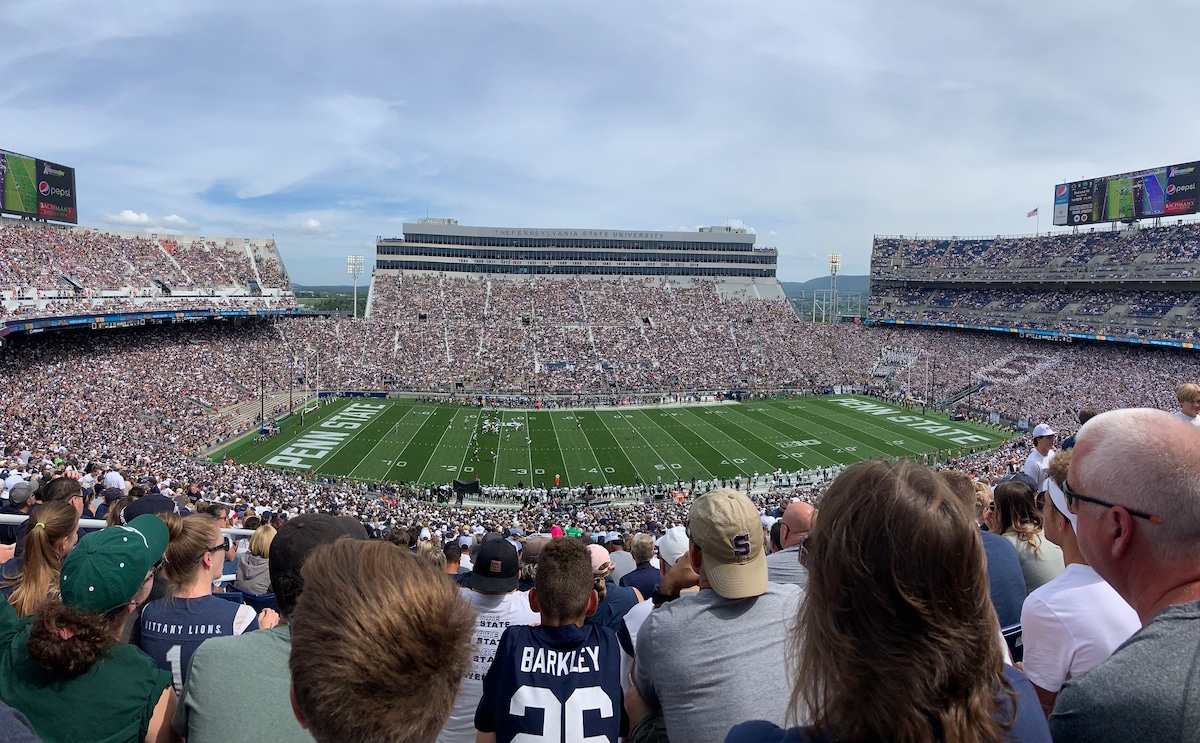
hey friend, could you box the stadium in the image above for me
[4,148,1200,740]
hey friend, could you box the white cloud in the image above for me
[7,0,1199,284]
[100,210,196,234]
[102,210,153,226]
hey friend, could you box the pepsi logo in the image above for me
[38,181,49,196]
[1056,184,1068,197]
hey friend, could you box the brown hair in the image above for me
[792,459,1014,743]
[160,513,221,592]
[6,502,79,617]
[40,477,81,504]
[26,601,129,678]
[535,538,594,624]
[993,480,1046,556]
[104,497,132,527]
[290,540,476,743]
[1048,449,1071,489]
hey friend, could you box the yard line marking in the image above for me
[349,402,422,479]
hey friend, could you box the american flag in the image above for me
[1027,207,1039,218]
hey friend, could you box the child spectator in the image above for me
[475,538,622,743]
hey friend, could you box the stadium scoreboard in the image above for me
[0,148,77,224]
[1054,160,1199,226]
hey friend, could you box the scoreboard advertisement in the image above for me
[0,148,77,224]
[1054,161,1200,226]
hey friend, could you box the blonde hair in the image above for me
[6,502,79,618]
[249,524,276,559]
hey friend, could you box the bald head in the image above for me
[779,501,817,549]
[1072,408,1200,562]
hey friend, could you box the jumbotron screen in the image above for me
[1053,161,1199,226]
[0,148,77,224]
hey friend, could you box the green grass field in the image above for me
[2,154,37,215]
[217,396,1013,488]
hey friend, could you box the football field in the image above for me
[217,396,1012,488]
[2,154,37,214]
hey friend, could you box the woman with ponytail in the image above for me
[0,514,178,743]
[139,513,277,695]
[1,502,80,617]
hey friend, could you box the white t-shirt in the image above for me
[1173,410,1200,426]
[1023,449,1056,489]
[1020,563,1141,693]
[438,589,539,743]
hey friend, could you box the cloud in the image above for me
[102,210,154,226]
[100,210,197,234]
[7,0,1199,284]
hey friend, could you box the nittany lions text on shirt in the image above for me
[140,595,258,695]
[476,623,622,743]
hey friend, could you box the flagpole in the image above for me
[1037,213,1040,234]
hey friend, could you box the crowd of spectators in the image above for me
[871,286,1200,341]
[872,221,1200,277]
[0,221,295,323]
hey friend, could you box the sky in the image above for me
[4,0,1199,285]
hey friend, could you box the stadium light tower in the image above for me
[346,255,364,319]
[828,253,840,322]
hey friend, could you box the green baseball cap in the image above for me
[59,514,169,614]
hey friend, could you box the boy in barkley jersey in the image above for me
[476,538,623,743]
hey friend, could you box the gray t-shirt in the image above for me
[766,545,808,588]
[635,583,803,743]
[173,624,314,743]
[610,550,637,585]
[1049,600,1200,742]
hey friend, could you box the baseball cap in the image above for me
[587,544,614,576]
[1032,424,1056,438]
[687,488,768,600]
[270,514,367,613]
[7,481,32,507]
[59,514,168,614]
[655,526,689,568]
[120,493,179,523]
[1045,479,1077,528]
[996,472,1039,493]
[472,539,519,592]
[102,487,125,503]
[521,536,548,565]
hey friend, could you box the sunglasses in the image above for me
[1062,480,1163,524]
[798,533,812,568]
[194,537,231,563]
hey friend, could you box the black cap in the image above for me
[270,514,367,613]
[120,493,178,523]
[471,539,519,592]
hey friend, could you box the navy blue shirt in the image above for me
[725,665,1051,743]
[982,530,1027,628]
[585,578,640,634]
[476,622,623,743]
[140,594,258,695]
[619,562,658,600]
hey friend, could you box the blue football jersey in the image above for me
[140,595,258,695]
[476,622,623,743]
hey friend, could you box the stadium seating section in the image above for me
[870,222,1200,342]
[0,220,295,322]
